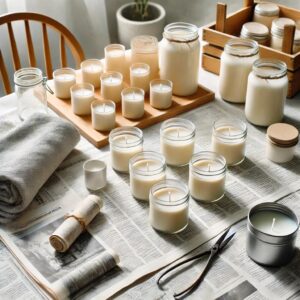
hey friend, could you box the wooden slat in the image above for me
[42,22,53,78]
[216,3,227,33]
[7,22,21,71]
[60,34,67,67]
[244,0,254,7]
[0,50,12,94]
[24,20,36,67]
[282,25,295,54]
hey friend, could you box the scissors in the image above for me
[156,227,236,299]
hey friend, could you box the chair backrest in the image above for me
[0,12,85,94]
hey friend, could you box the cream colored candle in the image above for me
[91,100,115,131]
[109,127,143,173]
[71,83,94,115]
[121,87,145,119]
[271,18,296,51]
[81,59,103,88]
[240,22,269,46]
[189,152,226,203]
[104,44,126,76]
[53,68,76,99]
[150,79,173,109]
[253,3,279,29]
[100,72,123,104]
[130,63,150,93]
[149,179,189,233]
[212,119,247,166]
[160,118,195,166]
[129,151,166,201]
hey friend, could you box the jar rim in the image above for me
[109,126,143,148]
[241,22,269,40]
[130,63,150,72]
[190,151,226,176]
[101,71,123,81]
[150,179,189,206]
[252,59,287,79]
[104,43,125,53]
[81,59,103,68]
[14,67,43,87]
[163,22,199,42]
[213,119,247,140]
[129,151,166,176]
[92,99,116,110]
[225,38,259,57]
[161,118,195,141]
[271,18,295,37]
[121,87,145,97]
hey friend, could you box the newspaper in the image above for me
[1,99,300,299]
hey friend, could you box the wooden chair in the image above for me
[0,12,85,94]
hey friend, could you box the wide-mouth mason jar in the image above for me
[14,67,48,120]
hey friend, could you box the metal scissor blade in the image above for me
[213,227,232,248]
[220,230,236,251]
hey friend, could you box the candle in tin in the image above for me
[246,203,299,267]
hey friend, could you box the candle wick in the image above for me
[103,103,106,112]
[177,128,180,138]
[125,136,128,144]
[168,191,171,202]
[271,218,276,232]
[228,127,231,136]
[146,162,149,172]
[208,163,211,172]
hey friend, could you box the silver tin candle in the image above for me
[246,203,299,267]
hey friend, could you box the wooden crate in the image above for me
[47,73,214,148]
[202,0,300,97]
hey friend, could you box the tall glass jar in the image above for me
[14,68,48,120]
[159,22,200,96]
[245,59,288,127]
[219,38,259,103]
[253,2,279,29]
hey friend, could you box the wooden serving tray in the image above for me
[47,73,214,148]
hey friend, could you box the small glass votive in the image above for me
[160,118,195,166]
[121,87,145,120]
[246,202,299,267]
[129,151,166,201]
[53,68,76,99]
[266,123,299,163]
[109,126,144,173]
[150,79,173,109]
[83,159,107,190]
[104,44,126,75]
[130,63,150,93]
[91,100,116,132]
[81,59,103,88]
[71,83,95,115]
[189,151,226,203]
[149,179,189,234]
[100,72,123,104]
[212,119,247,166]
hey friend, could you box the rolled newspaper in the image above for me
[49,195,103,252]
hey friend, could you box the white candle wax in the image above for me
[101,75,123,104]
[150,187,189,233]
[105,47,126,75]
[92,102,115,131]
[161,127,195,166]
[130,66,150,93]
[71,88,94,115]
[250,210,298,236]
[150,83,172,109]
[53,72,76,99]
[81,62,102,88]
[189,160,226,202]
[212,126,246,166]
[111,135,143,173]
[122,91,144,119]
[130,159,166,201]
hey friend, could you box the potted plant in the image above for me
[116,0,166,48]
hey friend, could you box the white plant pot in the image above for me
[116,2,166,48]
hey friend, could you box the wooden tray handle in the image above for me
[216,3,227,33]
[282,25,296,54]
[244,0,255,7]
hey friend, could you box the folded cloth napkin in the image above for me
[0,114,80,223]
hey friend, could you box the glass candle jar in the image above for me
[129,151,166,201]
[266,123,299,163]
[240,22,269,46]
[100,72,123,104]
[159,22,200,96]
[81,59,103,88]
[271,18,296,51]
[189,151,226,203]
[104,44,126,76]
[121,87,145,119]
[212,119,247,166]
[246,203,299,266]
[91,100,116,131]
[150,79,173,109]
[149,179,189,234]
[14,67,48,120]
[109,127,143,173]
[53,68,76,99]
[253,2,279,29]
[219,38,259,103]
[71,83,95,115]
[245,59,288,127]
[160,118,195,166]
[131,35,159,80]
[130,63,150,93]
